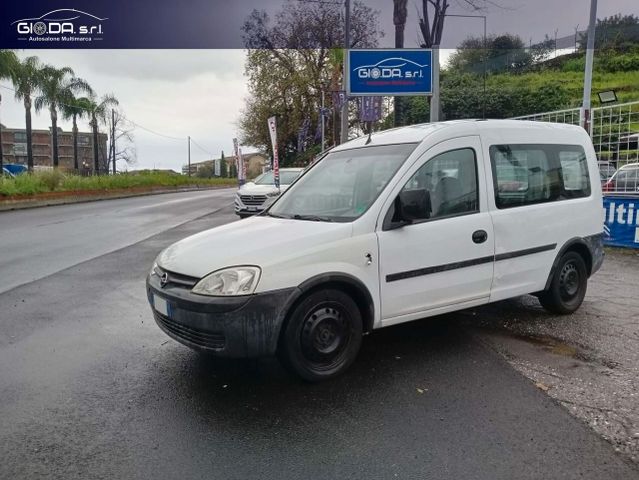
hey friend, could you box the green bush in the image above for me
[36,169,66,191]
[562,52,639,73]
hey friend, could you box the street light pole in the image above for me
[444,14,487,120]
[340,0,350,144]
[187,135,191,176]
[581,0,598,132]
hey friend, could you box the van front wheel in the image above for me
[539,252,588,314]
[279,289,363,382]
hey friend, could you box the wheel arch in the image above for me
[543,237,594,291]
[277,273,376,344]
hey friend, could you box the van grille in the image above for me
[240,194,267,206]
[154,312,226,350]
[154,266,198,289]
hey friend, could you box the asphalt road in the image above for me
[0,192,637,479]
[0,188,235,294]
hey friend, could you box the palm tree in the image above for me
[60,96,93,172]
[393,0,408,126]
[9,56,42,172]
[85,93,118,174]
[35,65,92,168]
[0,50,18,172]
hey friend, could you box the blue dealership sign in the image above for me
[603,196,639,248]
[347,49,432,96]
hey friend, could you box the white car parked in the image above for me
[234,168,303,217]
[148,120,604,381]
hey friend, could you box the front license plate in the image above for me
[154,294,169,317]
[247,206,257,211]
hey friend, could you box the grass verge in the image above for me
[0,171,235,197]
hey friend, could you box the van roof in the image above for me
[331,119,585,151]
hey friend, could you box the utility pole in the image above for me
[430,46,440,122]
[339,0,350,144]
[111,108,116,175]
[581,0,597,132]
[187,136,191,176]
[321,90,325,153]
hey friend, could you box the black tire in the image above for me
[279,289,363,382]
[538,251,588,314]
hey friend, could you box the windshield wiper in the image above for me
[292,214,334,222]
[265,212,291,219]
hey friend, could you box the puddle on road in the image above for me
[487,330,619,370]
[512,334,579,358]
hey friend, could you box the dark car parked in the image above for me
[603,163,639,194]
[598,162,616,185]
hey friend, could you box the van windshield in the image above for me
[267,143,417,222]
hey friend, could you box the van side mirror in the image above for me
[388,188,431,229]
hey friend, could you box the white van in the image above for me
[147,120,604,381]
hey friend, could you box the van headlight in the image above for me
[191,266,261,296]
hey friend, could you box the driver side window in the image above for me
[399,148,479,222]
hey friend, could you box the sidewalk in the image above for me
[461,248,639,465]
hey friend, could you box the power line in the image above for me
[1,83,187,142]
[189,137,215,157]
[119,115,184,141]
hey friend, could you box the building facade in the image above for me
[183,152,269,177]
[0,124,108,171]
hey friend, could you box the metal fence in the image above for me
[512,101,639,195]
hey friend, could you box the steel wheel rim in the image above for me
[300,303,352,371]
[559,261,580,300]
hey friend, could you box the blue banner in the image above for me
[347,49,432,96]
[603,196,639,248]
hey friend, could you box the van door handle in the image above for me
[472,230,488,244]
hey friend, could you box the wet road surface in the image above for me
[0,188,234,294]
[466,249,639,465]
[1,196,637,479]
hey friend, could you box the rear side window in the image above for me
[489,144,591,209]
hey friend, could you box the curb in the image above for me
[0,185,236,212]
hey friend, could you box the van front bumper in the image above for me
[146,273,297,358]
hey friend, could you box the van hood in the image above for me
[157,216,352,279]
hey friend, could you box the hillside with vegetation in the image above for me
[398,15,639,123]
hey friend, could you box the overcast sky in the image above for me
[0,0,636,172]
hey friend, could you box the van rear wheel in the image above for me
[279,289,362,382]
[539,252,588,314]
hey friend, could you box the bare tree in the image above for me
[103,109,136,173]
[418,0,496,48]
[418,0,450,48]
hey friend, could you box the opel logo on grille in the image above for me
[160,272,169,288]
